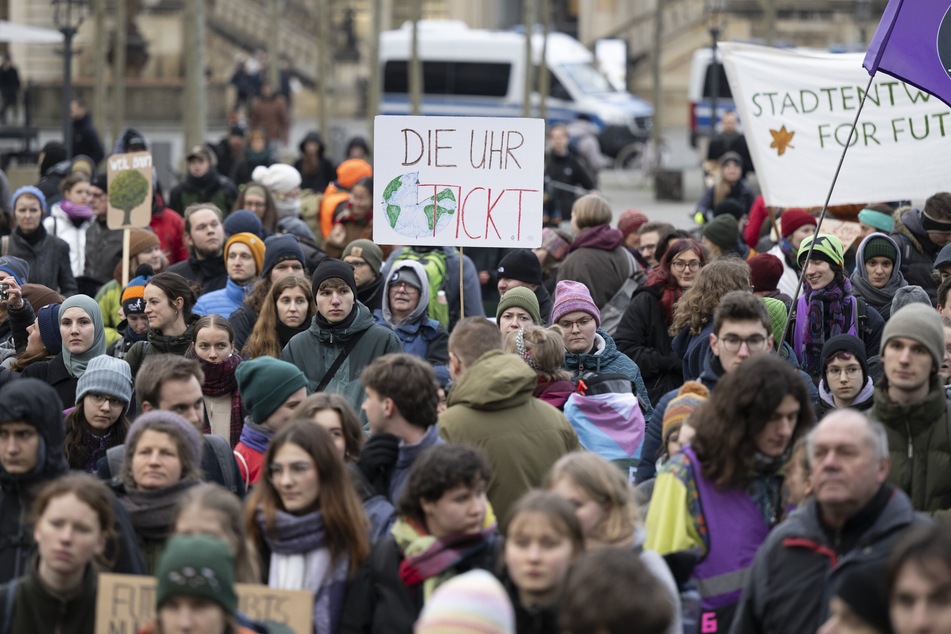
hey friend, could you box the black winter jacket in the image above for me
[891,208,940,304]
[614,285,684,406]
[167,255,228,296]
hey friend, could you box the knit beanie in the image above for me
[798,234,845,269]
[496,287,541,326]
[262,234,305,278]
[76,356,134,414]
[126,411,203,469]
[91,172,108,193]
[335,159,373,189]
[415,569,515,634]
[702,214,740,251]
[833,563,894,634]
[821,334,869,385]
[10,185,47,214]
[236,356,308,424]
[37,303,62,356]
[121,264,154,316]
[748,253,783,293]
[891,285,932,316]
[223,209,264,239]
[342,239,383,276]
[780,208,816,238]
[540,228,571,261]
[761,297,787,349]
[311,257,357,299]
[21,285,63,313]
[497,249,543,286]
[857,208,894,233]
[713,199,746,220]
[882,303,945,369]
[251,163,302,195]
[155,535,238,617]
[0,256,28,286]
[661,381,709,446]
[936,243,951,270]
[617,209,649,238]
[861,234,898,263]
[551,280,600,327]
[225,232,266,275]
[277,216,317,242]
[389,266,423,291]
[128,229,160,262]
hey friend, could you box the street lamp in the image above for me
[53,0,88,158]
[705,0,727,138]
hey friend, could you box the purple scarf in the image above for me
[60,199,94,221]
[190,350,245,446]
[794,278,858,379]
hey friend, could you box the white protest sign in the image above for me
[95,573,313,634]
[721,43,951,208]
[373,116,545,248]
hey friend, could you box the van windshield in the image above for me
[558,62,617,95]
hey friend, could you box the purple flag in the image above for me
[863,0,951,108]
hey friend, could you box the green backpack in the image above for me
[394,249,450,327]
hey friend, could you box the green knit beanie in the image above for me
[702,214,739,251]
[761,296,787,349]
[798,234,845,269]
[496,286,541,326]
[235,356,308,424]
[862,235,898,263]
[155,535,237,616]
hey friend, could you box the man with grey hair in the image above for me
[730,409,927,634]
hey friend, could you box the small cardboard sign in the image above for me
[95,572,313,634]
[106,152,153,230]
[372,115,546,248]
[819,218,864,251]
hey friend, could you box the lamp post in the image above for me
[53,0,87,159]
[705,0,726,138]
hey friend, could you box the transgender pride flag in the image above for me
[864,0,951,108]
[564,382,646,483]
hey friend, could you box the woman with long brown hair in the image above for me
[242,274,314,359]
[63,355,133,473]
[246,419,369,633]
[615,238,707,404]
[645,355,812,630]
[669,257,751,381]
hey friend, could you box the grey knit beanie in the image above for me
[891,285,931,316]
[75,356,134,414]
[881,302,945,370]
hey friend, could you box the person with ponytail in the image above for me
[615,238,707,405]
[503,325,574,410]
[124,271,200,378]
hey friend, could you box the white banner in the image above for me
[372,115,545,247]
[721,42,951,208]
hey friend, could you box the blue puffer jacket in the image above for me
[562,328,654,420]
[193,278,252,318]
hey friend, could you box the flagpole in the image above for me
[778,73,877,349]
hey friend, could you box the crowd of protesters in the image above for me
[0,122,948,634]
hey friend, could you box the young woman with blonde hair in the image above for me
[504,325,574,410]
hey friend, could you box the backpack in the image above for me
[0,578,17,634]
[564,372,646,483]
[394,248,450,328]
[599,248,643,337]
[106,435,239,495]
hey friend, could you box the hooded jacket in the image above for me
[815,377,875,419]
[373,260,449,367]
[0,379,68,583]
[730,485,923,634]
[281,302,403,421]
[871,375,951,514]
[562,328,654,421]
[438,350,581,521]
[890,208,940,303]
[557,224,633,309]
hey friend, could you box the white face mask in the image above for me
[274,198,301,219]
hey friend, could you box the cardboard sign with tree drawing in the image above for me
[107,152,153,229]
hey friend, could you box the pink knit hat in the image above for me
[551,280,600,327]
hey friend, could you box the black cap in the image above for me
[497,249,543,286]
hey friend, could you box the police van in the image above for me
[379,20,654,158]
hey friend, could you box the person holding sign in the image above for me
[0,474,113,634]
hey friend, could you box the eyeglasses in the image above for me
[671,259,702,272]
[87,393,125,408]
[718,335,767,352]
[557,316,594,331]
[826,366,861,378]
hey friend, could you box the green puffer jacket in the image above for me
[438,350,581,522]
[871,376,951,515]
[282,302,403,423]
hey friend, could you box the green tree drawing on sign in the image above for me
[110,170,150,226]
